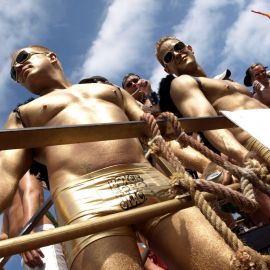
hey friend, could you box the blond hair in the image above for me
[155,36,178,67]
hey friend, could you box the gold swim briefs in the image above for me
[52,163,173,268]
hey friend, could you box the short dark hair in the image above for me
[121,73,140,88]
[244,63,267,86]
[79,75,109,84]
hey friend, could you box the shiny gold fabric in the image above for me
[52,163,173,269]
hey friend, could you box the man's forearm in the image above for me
[204,129,248,163]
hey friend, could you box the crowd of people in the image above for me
[0,36,269,270]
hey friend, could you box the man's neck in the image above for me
[177,64,207,77]
[39,77,72,96]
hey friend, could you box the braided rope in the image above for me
[195,179,257,213]
[159,112,270,199]
[226,163,270,196]
[140,112,269,268]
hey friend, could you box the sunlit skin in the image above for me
[1,172,55,268]
[158,38,267,158]
[249,64,270,107]
[123,75,152,106]
[123,75,213,175]
[0,46,236,270]
[157,37,270,226]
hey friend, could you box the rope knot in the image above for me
[230,248,267,270]
[245,158,270,184]
[170,172,184,186]
[145,135,163,158]
[140,112,160,139]
[157,112,185,142]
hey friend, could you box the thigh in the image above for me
[71,235,143,270]
[141,206,234,270]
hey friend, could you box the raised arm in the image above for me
[0,112,33,213]
[18,172,43,226]
[18,172,45,268]
[170,75,249,163]
[122,88,145,121]
[0,213,9,240]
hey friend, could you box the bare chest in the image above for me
[19,87,124,127]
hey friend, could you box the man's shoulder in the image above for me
[170,74,199,91]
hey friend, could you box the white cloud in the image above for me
[149,0,257,90]
[217,0,270,82]
[76,0,160,84]
[0,0,56,124]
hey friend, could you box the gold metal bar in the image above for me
[0,116,236,150]
[0,183,240,257]
[0,195,192,257]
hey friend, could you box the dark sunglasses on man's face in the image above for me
[125,77,140,88]
[254,69,266,77]
[10,50,46,81]
[163,41,186,64]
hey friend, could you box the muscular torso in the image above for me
[200,78,267,144]
[198,78,266,111]
[171,75,268,145]
[17,84,146,192]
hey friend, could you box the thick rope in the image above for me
[226,163,270,196]
[194,179,258,213]
[140,112,269,269]
[245,136,270,167]
[158,112,270,199]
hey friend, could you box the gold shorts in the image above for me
[52,163,173,268]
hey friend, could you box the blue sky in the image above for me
[1,0,270,268]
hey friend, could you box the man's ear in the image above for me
[187,45,193,53]
[48,52,57,63]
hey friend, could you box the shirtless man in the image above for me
[155,36,270,223]
[122,73,160,114]
[1,171,67,270]
[122,73,225,180]
[244,63,270,107]
[155,36,270,164]
[0,45,240,270]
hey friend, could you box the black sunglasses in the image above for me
[125,77,140,88]
[163,41,186,64]
[10,50,47,81]
[254,69,266,76]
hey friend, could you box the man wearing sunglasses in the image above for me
[122,73,160,114]
[0,45,239,270]
[155,37,270,165]
[244,63,270,106]
[155,36,270,224]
